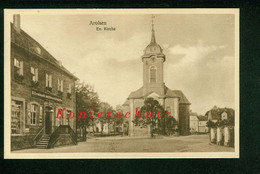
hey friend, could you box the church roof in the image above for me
[172,89,191,104]
[128,87,144,99]
[122,100,129,106]
[126,85,190,105]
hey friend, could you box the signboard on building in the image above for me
[31,90,62,103]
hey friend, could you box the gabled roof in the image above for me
[171,90,190,104]
[11,23,78,80]
[128,87,144,99]
[205,107,235,121]
[197,116,208,121]
[122,100,129,106]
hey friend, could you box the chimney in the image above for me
[13,14,21,33]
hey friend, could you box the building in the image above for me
[11,15,78,150]
[205,106,235,123]
[205,106,235,146]
[123,19,191,136]
[190,115,208,133]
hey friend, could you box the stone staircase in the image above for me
[36,134,50,149]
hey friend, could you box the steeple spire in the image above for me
[151,14,156,43]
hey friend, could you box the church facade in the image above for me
[123,24,191,136]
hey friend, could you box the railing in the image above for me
[68,126,77,144]
[48,125,77,148]
[33,127,44,145]
[47,126,61,148]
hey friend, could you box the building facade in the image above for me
[123,22,191,136]
[11,15,78,150]
[190,115,208,133]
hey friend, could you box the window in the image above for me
[30,104,37,125]
[11,100,23,134]
[67,83,72,93]
[150,66,156,83]
[35,47,41,55]
[56,108,62,126]
[45,73,52,88]
[58,79,63,92]
[31,67,38,82]
[14,58,23,76]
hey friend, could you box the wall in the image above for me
[179,104,190,135]
[190,116,199,132]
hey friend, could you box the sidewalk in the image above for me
[13,134,234,153]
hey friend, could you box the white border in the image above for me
[4,8,240,159]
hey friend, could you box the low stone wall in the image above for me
[210,127,234,147]
[11,135,35,151]
[53,134,76,148]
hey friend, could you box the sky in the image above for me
[15,13,235,115]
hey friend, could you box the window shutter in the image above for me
[58,79,60,90]
[61,80,63,92]
[35,68,38,81]
[69,84,71,93]
[46,74,48,87]
[49,74,52,87]
[14,59,18,67]
[30,67,34,74]
[20,61,23,75]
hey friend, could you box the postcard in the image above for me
[4,8,239,158]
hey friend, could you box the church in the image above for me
[122,19,191,136]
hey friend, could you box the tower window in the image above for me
[150,66,157,83]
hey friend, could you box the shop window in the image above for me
[56,108,62,127]
[11,100,23,134]
[30,104,37,125]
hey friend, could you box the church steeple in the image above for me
[142,15,166,96]
[143,15,164,57]
[151,15,156,44]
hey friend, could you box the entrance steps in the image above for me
[36,134,50,149]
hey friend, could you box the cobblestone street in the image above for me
[14,134,234,153]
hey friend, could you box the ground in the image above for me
[14,134,234,153]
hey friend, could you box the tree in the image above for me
[98,102,114,134]
[76,81,100,139]
[113,105,125,134]
[133,97,167,137]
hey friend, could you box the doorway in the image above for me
[45,107,53,134]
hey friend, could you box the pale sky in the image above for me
[15,13,235,115]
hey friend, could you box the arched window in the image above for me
[150,66,157,83]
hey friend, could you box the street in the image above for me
[14,134,234,153]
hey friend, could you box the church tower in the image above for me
[142,17,165,96]
[123,15,191,136]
